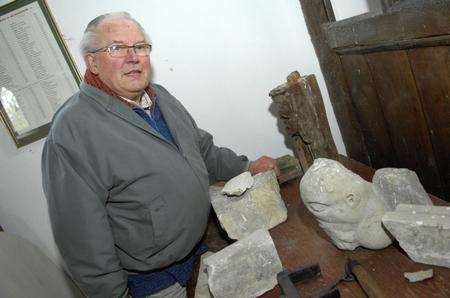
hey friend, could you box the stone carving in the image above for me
[373,168,433,211]
[221,171,254,196]
[269,71,338,173]
[204,229,282,298]
[300,158,449,269]
[300,158,392,250]
[382,204,450,268]
[209,170,287,240]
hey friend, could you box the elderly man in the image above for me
[41,12,278,298]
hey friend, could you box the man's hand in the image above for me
[248,156,280,177]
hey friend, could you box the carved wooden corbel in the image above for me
[270,71,338,172]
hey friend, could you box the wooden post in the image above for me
[298,0,371,165]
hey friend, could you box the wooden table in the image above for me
[204,156,450,297]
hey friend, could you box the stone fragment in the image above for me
[221,171,254,196]
[204,229,282,298]
[195,252,214,298]
[404,269,433,282]
[382,204,450,268]
[209,170,287,240]
[373,168,433,211]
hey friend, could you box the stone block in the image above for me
[195,252,214,298]
[373,168,433,211]
[209,170,287,240]
[382,204,450,268]
[204,229,283,298]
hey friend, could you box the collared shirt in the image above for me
[132,94,177,146]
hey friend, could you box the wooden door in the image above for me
[300,0,450,200]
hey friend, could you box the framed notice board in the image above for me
[0,0,81,147]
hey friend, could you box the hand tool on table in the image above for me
[343,259,387,298]
[277,263,340,298]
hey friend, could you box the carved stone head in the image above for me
[300,158,392,250]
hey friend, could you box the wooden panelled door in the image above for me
[300,0,450,200]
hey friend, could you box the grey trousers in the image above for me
[145,283,187,298]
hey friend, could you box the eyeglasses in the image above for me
[90,43,152,58]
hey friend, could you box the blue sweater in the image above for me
[129,97,206,297]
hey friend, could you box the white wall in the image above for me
[0,0,373,264]
[330,0,377,20]
[48,0,349,158]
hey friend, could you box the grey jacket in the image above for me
[41,83,248,297]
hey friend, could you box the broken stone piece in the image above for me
[210,170,287,240]
[382,204,450,268]
[195,252,214,298]
[204,229,283,298]
[404,269,433,282]
[221,171,254,196]
[373,168,433,211]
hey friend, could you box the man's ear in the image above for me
[85,54,99,74]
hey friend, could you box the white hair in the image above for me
[80,12,150,55]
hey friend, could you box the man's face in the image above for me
[86,18,151,100]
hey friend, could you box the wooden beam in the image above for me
[334,35,450,55]
[381,0,403,12]
[325,1,450,50]
[323,0,335,22]
[299,0,370,165]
